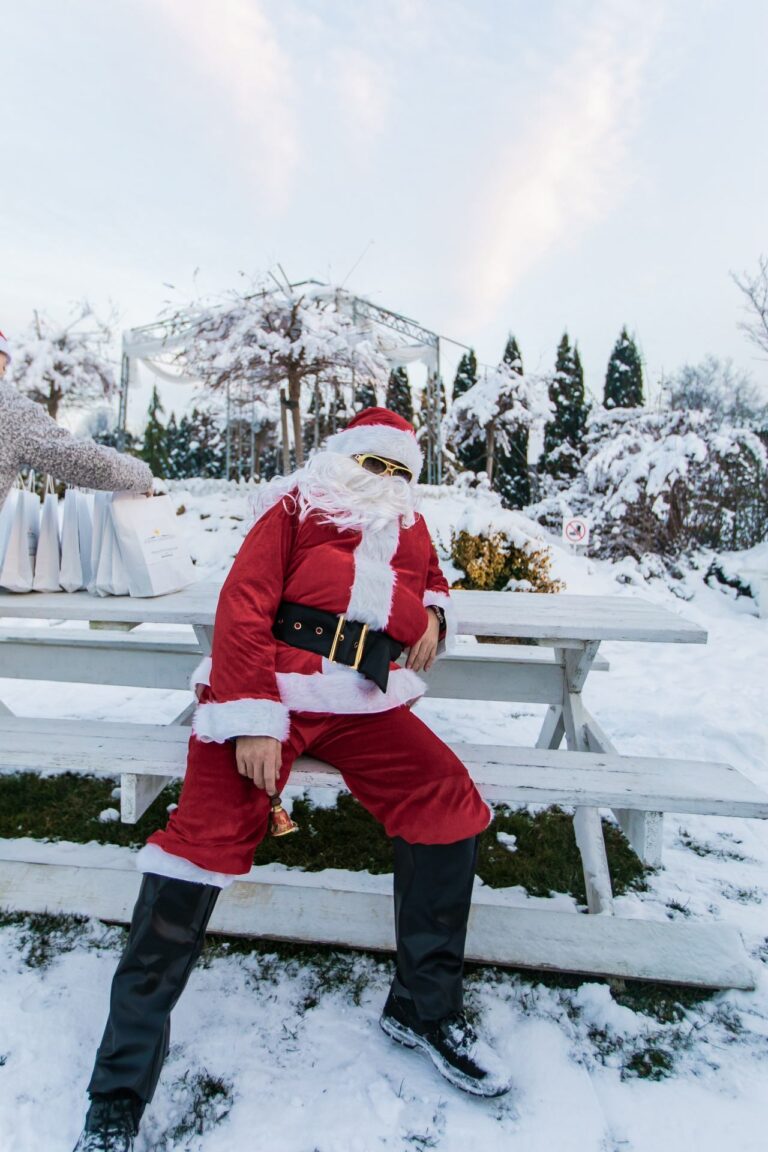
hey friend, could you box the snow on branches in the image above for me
[530,407,768,560]
[169,284,390,465]
[444,360,549,483]
[8,305,116,421]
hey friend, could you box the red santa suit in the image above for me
[138,409,490,883]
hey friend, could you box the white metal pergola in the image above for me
[117,281,451,483]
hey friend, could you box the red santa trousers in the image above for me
[148,705,491,877]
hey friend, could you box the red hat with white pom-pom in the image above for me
[0,331,10,363]
[324,406,422,481]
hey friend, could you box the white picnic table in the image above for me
[0,583,764,990]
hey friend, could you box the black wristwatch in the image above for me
[428,604,447,637]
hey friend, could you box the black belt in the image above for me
[273,601,403,692]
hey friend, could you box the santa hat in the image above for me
[0,331,10,363]
[324,407,422,480]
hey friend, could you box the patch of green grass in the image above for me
[0,773,180,848]
[478,805,647,902]
[0,907,125,972]
[162,1070,234,1143]
[0,776,649,905]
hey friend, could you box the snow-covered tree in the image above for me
[385,367,413,422]
[173,284,389,468]
[354,378,378,411]
[541,332,589,480]
[417,375,448,482]
[452,349,478,402]
[494,336,531,507]
[604,327,644,409]
[185,406,225,478]
[529,407,768,560]
[8,306,116,421]
[662,356,768,428]
[445,358,548,505]
[140,386,169,477]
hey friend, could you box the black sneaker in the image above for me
[72,1092,141,1151]
[380,989,512,1098]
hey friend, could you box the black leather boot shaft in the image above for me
[88,872,219,1104]
[392,835,479,1022]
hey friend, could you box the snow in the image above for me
[1,478,768,1151]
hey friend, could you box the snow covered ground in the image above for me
[1,480,767,1152]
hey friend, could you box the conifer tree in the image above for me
[354,379,378,410]
[541,332,589,479]
[494,336,530,506]
[385,367,414,422]
[186,407,225,478]
[604,327,644,408]
[452,349,478,402]
[140,385,169,477]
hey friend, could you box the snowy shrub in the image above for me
[531,408,768,560]
[450,529,564,593]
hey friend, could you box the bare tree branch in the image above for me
[732,255,768,358]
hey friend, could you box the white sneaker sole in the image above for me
[379,1013,512,1098]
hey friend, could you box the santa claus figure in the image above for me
[74,408,511,1151]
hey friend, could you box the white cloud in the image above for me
[332,48,390,142]
[459,0,667,326]
[153,0,299,202]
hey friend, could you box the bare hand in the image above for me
[405,610,440,672]
[235,735,283,795]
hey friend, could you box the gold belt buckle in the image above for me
[351,623,369,671]
[328,614,346,663]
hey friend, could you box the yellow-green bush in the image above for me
[450,529,564,594]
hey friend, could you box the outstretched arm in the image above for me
[14,392,153,492]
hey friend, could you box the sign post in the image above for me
[562,516,590,550]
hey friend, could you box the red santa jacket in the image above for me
[192,494,453,743]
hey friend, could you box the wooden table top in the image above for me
[0,584,707,645]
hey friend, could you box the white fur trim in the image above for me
[346,519,399,629]
[276,663,426,713]
[423,589,457,653]
[189,655,212,691]
[325,425,422,480]
[136,843,240,888]
[192,697,291,743]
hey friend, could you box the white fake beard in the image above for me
[251,451,417,533]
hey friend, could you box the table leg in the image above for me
[583,710,664,868]
[559,644,615,916]
[0,698,14,716]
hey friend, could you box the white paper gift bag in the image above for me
[0,475,41,593]
[88,492,110,594]
[110,493,194,598]
[59,488,86,592]
[92,496,130,597]
[32,477,62,592]
[0,486,19,571]
[77,490,94,588]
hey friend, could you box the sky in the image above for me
[2,0,768,425]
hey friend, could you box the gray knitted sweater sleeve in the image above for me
[0,383,153,500]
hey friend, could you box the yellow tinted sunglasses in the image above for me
[352,453,414,483]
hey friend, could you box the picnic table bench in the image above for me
[0,584,765,991]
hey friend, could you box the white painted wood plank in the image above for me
[573,807,614,915]
[2,718,767,819]
[0,586,708,644]
[0,852,754,989]
[120,773,174,823]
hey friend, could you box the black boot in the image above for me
[382,835,511,1097]
[380,987,512,1098]
[72,1091,141,1151]
[85,872,219,1111]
